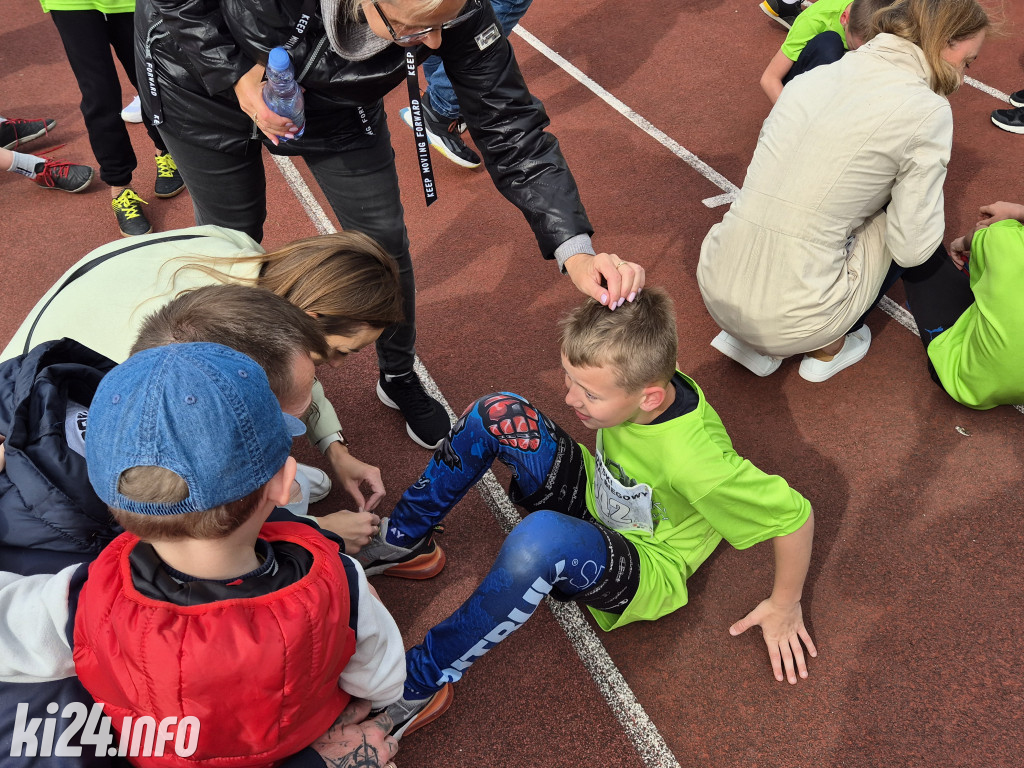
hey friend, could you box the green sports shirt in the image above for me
[581,373,812,630]
[927,220,1024,410]
[781,0,852,61]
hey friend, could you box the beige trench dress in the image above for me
[697,34,952,357]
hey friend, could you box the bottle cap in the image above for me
[268,47,291,71]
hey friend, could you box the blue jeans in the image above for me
[423,0,535,118]
[390,393,640,698]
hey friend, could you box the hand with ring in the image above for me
[564,251,646,310]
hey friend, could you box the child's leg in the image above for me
[403,510,639,698]
[783,31,846,84]
[387,393,587,544]
[901,244,974,382]
[50,10,138,188]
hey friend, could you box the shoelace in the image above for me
[113,190,149,219]
[36,160,72,188]
[154,154,178,178]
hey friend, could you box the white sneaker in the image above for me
[798,326,871,382]
[296,463,332,504]
[121,96,142,124]
[710,331,783,377]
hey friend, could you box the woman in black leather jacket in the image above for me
[133,0,644,450]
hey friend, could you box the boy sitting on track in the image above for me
[0,343,405,766]
[357,287,817,735]
[760,0,893,103]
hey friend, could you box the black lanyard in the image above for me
[405,49,438,206]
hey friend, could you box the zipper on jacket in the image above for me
[297,35,329,83]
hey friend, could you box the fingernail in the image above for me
[628,292,636,302]
[617,297,625,308]
[600,293,608,305]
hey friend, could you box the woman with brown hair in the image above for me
[1,225,404,545]
[698,0,989,382]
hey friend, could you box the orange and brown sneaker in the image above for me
[355,517,446,579]
[386,684,454,740]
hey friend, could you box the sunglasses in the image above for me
[371,0,481,44]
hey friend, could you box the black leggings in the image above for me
[900,244,974,383]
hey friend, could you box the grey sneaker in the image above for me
[355,517,445,579]
[386,684,454,740]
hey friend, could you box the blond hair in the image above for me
[874,0,989,95]
[559,287,678,394]
[112,466,265,541]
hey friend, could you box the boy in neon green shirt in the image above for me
[902,202,1024,410]
[760,0,893,103]
[356,288,817,736]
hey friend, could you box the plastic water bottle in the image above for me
[262,47,305,139]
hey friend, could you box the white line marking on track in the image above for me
[964,76,1010,103]
[511,26,738,209]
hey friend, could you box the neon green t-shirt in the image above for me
[926,220,1024,410]
[780,0,851,61]
[580,373,812,630]
[38,0,135,13]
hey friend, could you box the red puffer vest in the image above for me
[73,522,356,767]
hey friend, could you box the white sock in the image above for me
[7,151,44,179]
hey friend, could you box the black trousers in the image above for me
[783,30,847,85]
[50,10,165,187]
[901,244,974,384]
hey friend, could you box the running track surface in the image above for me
[3,2,1023,767]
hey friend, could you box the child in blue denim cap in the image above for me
[3,343,405,766]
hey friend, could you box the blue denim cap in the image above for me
[86,342,306,516]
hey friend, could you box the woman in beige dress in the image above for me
[697,0,988,382]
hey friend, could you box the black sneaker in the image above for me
[33,159,94,193]
[376,370,452,449]
[1009,89,1024,109]
[112,188,153,237]
[759,0,802,29]
[400,100,481,169]
[991,106,1024,135]
[355,517,446,579]
[385,684,454,740]
[153,153,185,198]
[1,117,56,150]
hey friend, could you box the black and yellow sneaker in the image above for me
[760,0,802,29]
[153,153,185,198]
[112,188,152,237]
[399,99,481,169]
[33,159,94,193]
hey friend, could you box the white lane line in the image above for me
[964,76,1010,103]
[271,156,336,234]
[511,26,738,209]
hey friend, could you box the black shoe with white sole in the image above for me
[377,370,452,449]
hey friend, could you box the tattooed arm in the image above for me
[311,699,399,768]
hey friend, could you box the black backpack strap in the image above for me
[22,233,205,355]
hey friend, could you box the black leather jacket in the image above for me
[134,0,592,258]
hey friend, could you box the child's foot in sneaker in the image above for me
[377,370,452,449]
[112,188,152,237]
[400,98,481,169]
[356,517,446,579]
[33,159,94,193]
[153,152,185,198]
[991,106,1024,135]
[386,684,454,740]
[1,117,56,150]
[759,0,802,29]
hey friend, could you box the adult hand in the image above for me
[729,597,817,684]
[232,63,299,147]
[976,201,1024,227]
[316,510,382,555]
[949,236,970,270]
[0,441,5,473]
[311,698,398,768]
[564,252,645,310]
[325,442,386,512]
